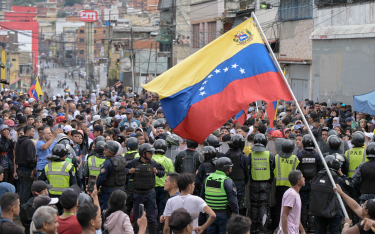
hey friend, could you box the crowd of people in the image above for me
[0,85,375,234]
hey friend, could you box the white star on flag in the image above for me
[223,67,228,72]
[203,81,207,85]
[199,87,205,91]
[214,69,220,74]
[199,91,206,96]
[208,74,213,78]
[239,68,245,74]
[232,63,238,68]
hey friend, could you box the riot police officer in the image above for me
[225,134,249,215]
[352,143,375,205]
[165,134,180,163]
[174,139,200,174]
[123,137,140,215]
[204,134,225,158]
[152,139,174,232]
[125,143,165,234]
[249,133,275,234]
[96,141,126,210]
[200,157,239,234]
[326,135,349,175]
[196,146,217,192]
[84,140,106,178]
[272,139,300,230]
[297,134,322,232]
[38,144,77,197]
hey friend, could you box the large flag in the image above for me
[28,76,43,101]
[142,18,293,143]
[234,108,247,126]
[266,100,279,129]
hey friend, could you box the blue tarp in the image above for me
[353,91,375,115]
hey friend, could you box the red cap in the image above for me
[23,102,30,107]
[121,102,125,106]
[4,119,14,127]
[54,116,66,125]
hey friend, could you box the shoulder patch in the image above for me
[345,180,350,186]
[196,170,199,175]
[72,171,75,177]
[100,168,106,173]
[233,186,237,193]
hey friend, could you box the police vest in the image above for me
[298,150,318,180]
[251,151,271,181]
[203,161,216,180]
[65,157,72,163]
[103,156,127,188]
[274,154,299,187]
[204,170,229,211]
[123,151,138,163]
[227,151,245,182]
[88,155,106,176]
[133,159,155,191]
[360,160,375,194]
[45,161,73,195]
[345,147,368,178]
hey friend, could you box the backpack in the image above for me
[309,169,339,218]
[181,150,198,174]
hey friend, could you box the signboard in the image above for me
[79,10,98,22]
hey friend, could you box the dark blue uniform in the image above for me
[125,158,165,227]
[201,177,239,234]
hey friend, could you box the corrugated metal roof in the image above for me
[158,0,172,10]
[310,24,375,40]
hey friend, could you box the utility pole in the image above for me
[106,10,111,81]
[146,43,152,83]
[154,41,157,78]
[130,27,134,90]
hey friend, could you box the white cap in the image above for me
[28,98,35,103]
[365,132,374,141]
[64,125,73,132]
[41,113,48,119]
[91,115,101,123]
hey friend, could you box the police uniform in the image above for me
[195,159,216,192]
[174,149,200,174]
[249,150,275,234]
[125,157,165,233]
[345,147,368,178]
[225,148,249,214]
[297,149,322,231]
[84,153,106,177]
[200,170,239,234]
[123,149,139,215]
[272,153,299,230]
[38,159,77,197]
[352,159,375,204]
[96,155,127,210]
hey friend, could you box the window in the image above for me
[201,23,205,47]
[279,0,313,21]
[94,30,96,33]
[103,30,106,33]
[79,38,84,43]
[207,21,217,44]
[80,50,84,54]
[12,59,16,61]
[192,24,200,48]
[80,30,84,33]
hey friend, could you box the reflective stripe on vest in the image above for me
[88,156,106,176]
[274,155,298,187]
[204,170,229,210]
[346,148,368,178]
[251,151,271,181]
[45,161,72,195]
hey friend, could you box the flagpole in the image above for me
[252,12,349,219]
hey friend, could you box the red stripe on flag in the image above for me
[173,71,292,143]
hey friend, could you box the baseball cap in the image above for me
[23,102,30,107]
[0,125,9,131]
[31,181,53,193]
[28,98,35,103]
[248,107,254,112]
[60,184,81,209]
[93,125,103,132]
[41,113,48,119]
[4,119,14,127]
[19,116,27,123]
[125,108,133,114]
[64,125,73,133]
[135,127,143,133]
[54,116,66,125]
[32,194,59,209]
[345,117,352,123]
[91,115,101,123]
[169,208,199,231]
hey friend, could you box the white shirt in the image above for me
[164,194,207,234]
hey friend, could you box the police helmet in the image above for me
[128,87,133,92]
[154,139,168,154]
[202,146,216,161]
[333,153,346,164]
[52,144,69,158]
[204,135,221,148]
[328,130,339,137]
[280,139,295,158]
[105,117,113,127]
[78,193,92,207]
[153,118,166,129]
[58,137,70,146]
[216,157,233,172]
[252,133,268,152]
[104,141,119,155]
[325,155,341,171]
[366,143,375,158]
[94,141,106,154]
[126,137,140,150]
[186,139,199,149]
[166,134,180,146]
[327,135,341,150]
[94,136,106,145]
[302,134,315,150]
[352,131,365,147]
[139,143,155,158]
[229,134,246,151]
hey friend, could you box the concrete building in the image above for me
[310,1,375,105]
[76,26,106,61]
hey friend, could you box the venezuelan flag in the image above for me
[265,100,279,129]
[28,76,43,101]
[142,18,293,143]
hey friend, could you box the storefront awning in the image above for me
[10,77,21,85]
